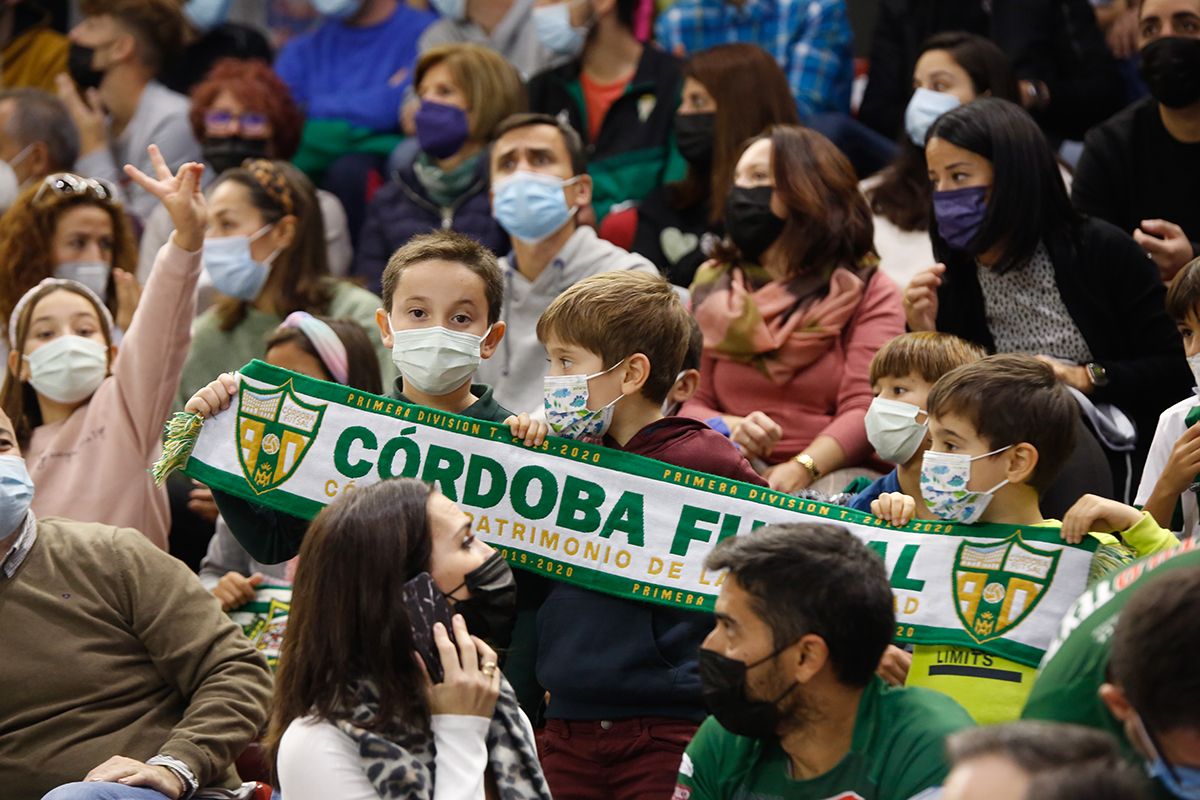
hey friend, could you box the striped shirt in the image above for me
[653,0,854,119]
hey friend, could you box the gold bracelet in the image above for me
[793,453,821,480]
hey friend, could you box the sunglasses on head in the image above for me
[32,173,117,205]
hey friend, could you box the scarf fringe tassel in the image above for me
[151,412,204,485]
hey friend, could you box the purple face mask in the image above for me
[415,101,470,160]
[933,186,989,251]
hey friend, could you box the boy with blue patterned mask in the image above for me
[893,354,1074,528]
[507,269,767,799]
[872,353,1179,725]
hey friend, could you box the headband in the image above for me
[279,311,349,386]
[242,159,295,216]
[8,278,114,348]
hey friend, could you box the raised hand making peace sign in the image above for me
[124,145,206,252]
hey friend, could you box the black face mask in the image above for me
[725,186,785,264]
[675,112,715,165]
[203,136,271,175]
[1140,36,1200,109]
[699,647,798,739]
[444,550,518,650]
[68,43,105,92]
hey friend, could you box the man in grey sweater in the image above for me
[58,0,201,222]
[477,112,657,415]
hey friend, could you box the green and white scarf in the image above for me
[156,361,1099,668]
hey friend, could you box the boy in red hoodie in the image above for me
[512,270,767,800]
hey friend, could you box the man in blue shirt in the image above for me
[274,0,435,246]
[274,0,434,134]
[653,0,853,120]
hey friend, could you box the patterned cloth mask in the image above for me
[543,361,623,440]
[920,446,1011,524]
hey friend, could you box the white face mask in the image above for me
[919,446,1012,524]
[532,0,590,58]
[865,396,929,464]
[660,370,687,417]
[429,0,466,19]
[1188,352,1200,388]
[54,261,111,302]
[391,325,489,396]
[24,335,109,404]
[904,87,962,146]
[0,144,32,212]
[543,361,623,440]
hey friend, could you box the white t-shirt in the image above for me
[277,711,535,800]
[1135,393,1200,540]
[859,175,936,292]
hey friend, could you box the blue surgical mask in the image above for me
[904,88,961,146]
[1150,758,1200,800]
[0,456,34,539]
[1139,715,1200,799]
[184,0,232,31]
[429,0,466,19]
[201,224,279,302]
[533,2,589,57]
[312,0,363,19]
[492,171,580,243]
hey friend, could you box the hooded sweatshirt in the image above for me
[537,416,767,720]
[476,225,657,414]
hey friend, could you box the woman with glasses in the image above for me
[0,146,207,549]
[0,172,142,349]
[137,58,354,287]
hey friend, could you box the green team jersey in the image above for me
[674,678,974,800]
[1022,539,1200,766]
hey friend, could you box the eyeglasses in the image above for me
[32,173,117,205]
[204,110,271,138]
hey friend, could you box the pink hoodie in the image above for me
[25,241,201,549]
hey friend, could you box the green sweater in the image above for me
[1023,544,1200,764]
[676,678,974,800]
[176,280,394,411]
[0,518,273,797]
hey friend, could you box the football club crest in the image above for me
[953,534,1061,643]
[236,380,326,494]
[242,596,290,670]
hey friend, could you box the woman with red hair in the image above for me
[137,58,351,287]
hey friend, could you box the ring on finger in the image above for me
[481,661,498,677]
